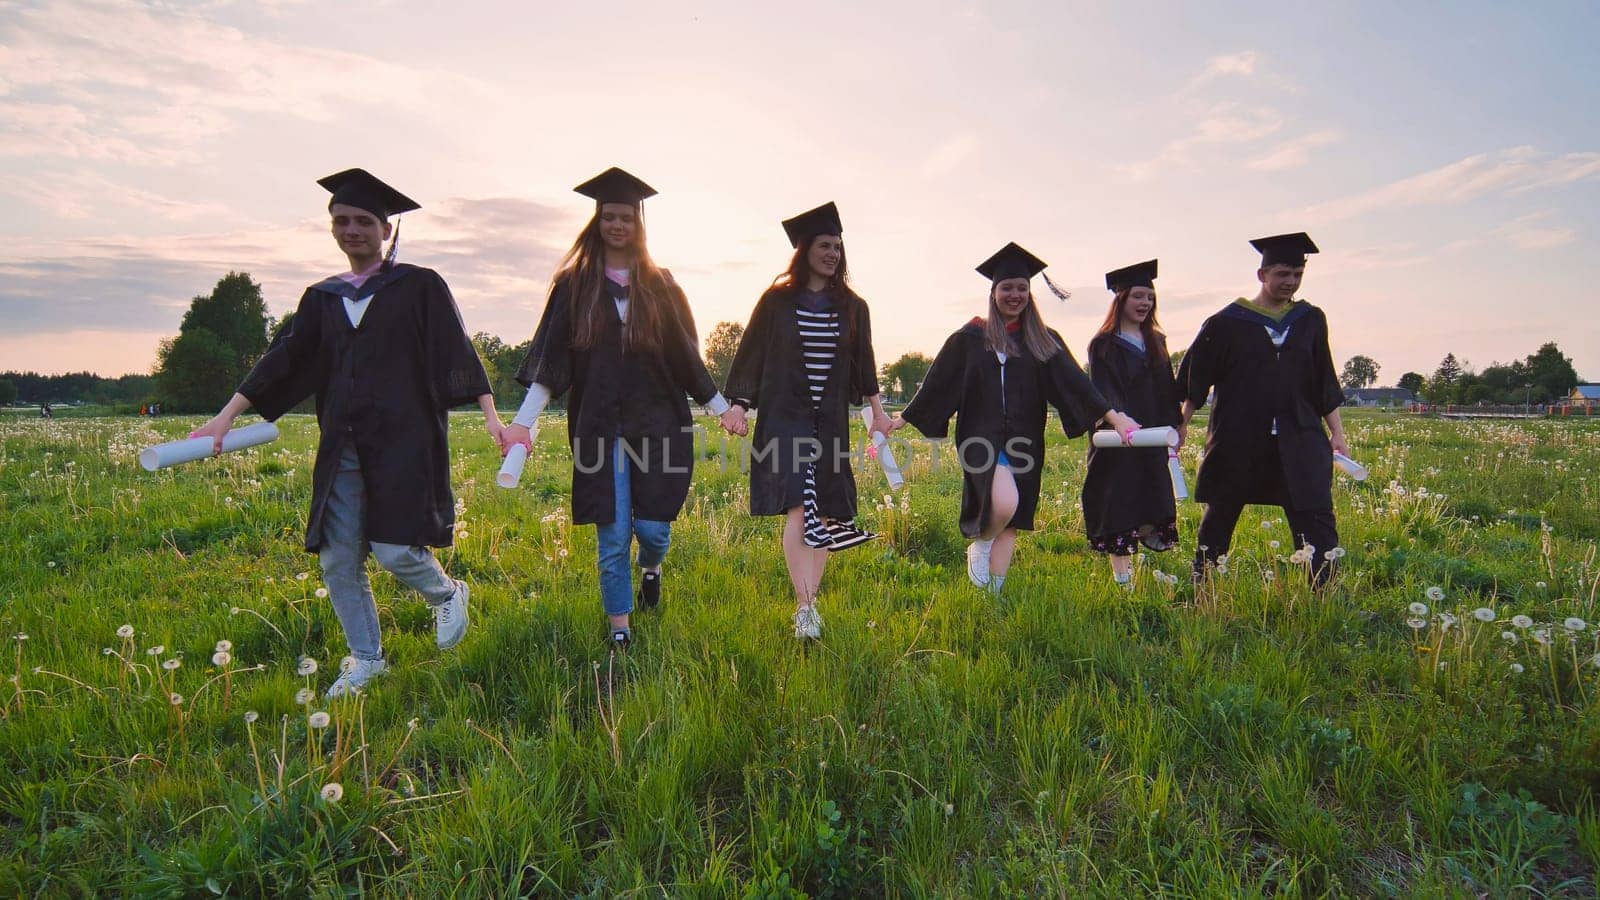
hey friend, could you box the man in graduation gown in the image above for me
[191,168,500,697]
[1177,232,1348,587]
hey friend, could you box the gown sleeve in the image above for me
[422,272,491,409]
[1044,332,1110,438]
[515,277,575,399]
[659,272,719,405]
[849,298,881,404]
[237,288,324,421]
[898,330,967,438]
[723,292,776,409]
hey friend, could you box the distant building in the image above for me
[1571,384,1600,407]
[1344,387,1416,407]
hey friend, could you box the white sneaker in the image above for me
[967,540,993,588]
[435,580,469,650]
[326,656,387,699]
[793,605,823,640]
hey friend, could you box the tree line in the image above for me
[9,272,1584,414]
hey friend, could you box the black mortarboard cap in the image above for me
[1105,259,1158,291]
[318,168,420,220]
[573,167,657,207]
[976,242,1047,281]
[1250,232,1319,268]
[781,202,843,248]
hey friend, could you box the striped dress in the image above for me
[795,293,875,551]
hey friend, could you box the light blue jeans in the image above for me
[318,443,456,660]
[596,440,670,617]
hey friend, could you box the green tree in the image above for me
[1340,354,1381,390]
[1523,342,1579,404]
[471,332,532,407]
[154,328,238,411]
[703,321,744,390]
[0,378,16,408]
[880,352,934,401]
[153,272,273,412]
[1397,372,1425,395]
[1433,353,1462,386]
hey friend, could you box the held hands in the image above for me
[498,422,531,457]
[188,414,236,456]
[720,406,749,437]
[1104,410,1142,446]
[484,416,506,450]
[1175,421,1187,449]
[870,411,894,439]
[886,413,908,434]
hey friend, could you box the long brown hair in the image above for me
[984,283,1063,362]
[551,207,674,354]
[769,234,862,341]
[1093,287,1169,369]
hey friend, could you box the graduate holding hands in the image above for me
[892,243,1140,595]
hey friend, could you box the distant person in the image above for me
[40,402,52,419]
[503,167,727,650]
[891,243,1138,595]
[1081,260,1183,588]
[1177,232,1346,588]
[720,202,892,640]
[190,168,499,697]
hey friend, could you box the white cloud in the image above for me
[1184,51,1258,92]
[1306,146,1600,222]
[1118,103,1283,181]
[1247,129,1340,171]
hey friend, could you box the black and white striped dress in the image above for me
[796,295,875,551]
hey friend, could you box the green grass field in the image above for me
[3,409,1599,897]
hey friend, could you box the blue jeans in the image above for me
[595,440,671,616]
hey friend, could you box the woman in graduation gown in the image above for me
[719,202,893,641]
[194,168,498,698]
[891,243,1140,595]
[504,168,730,648]
[1081,260,1182,587]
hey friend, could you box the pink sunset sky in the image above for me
[2,0,1597,386]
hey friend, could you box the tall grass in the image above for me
[1,410,1597,895]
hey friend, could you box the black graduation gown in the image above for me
[1081,332,1181,540]
[515,272,719,526]
[1177,300,1344,510]
[237,264,490,551]
[900,322,1109,538]
[723,286,879,518]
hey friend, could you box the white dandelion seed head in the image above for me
[1535,581,1547,590]
[295,572,309,581]
[212,651,231,666]
[314,588,328,599]
[1533,628,1551,645]
[1501,631,1518,643]
[214,640,232,652]
[162,658,181,671]
[169,692,183,706]
[1473,608,1496,623]
[1439,613,1458,629]
[1425,586,1446,602]
[1512,615,1533,629]
[308,711,331,729]
[407,718,420,730]
[1268,540,1280,550]
[116,625,134,638]
[1262,571,1277,582]
[146,645,164,656]
[296,657,318,676]
[1407,618,1427,630]
[1565,617,1587,632]
[320,782,343,802]
[1332,547,1347,559]
[295,688,314,705]
[340,656,358,673]
[229,607,241,615]
[1409,602,1429,616]
[1510,663,1525,674]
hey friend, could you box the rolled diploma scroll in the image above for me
[1090,426,1180,449]
[859,407,904,490]
[139,421,280,472]
[497,443,529,489]
[1333,452,1368,481]
[1168,449,1189,501]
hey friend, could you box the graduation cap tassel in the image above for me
[1041,272,1071,302]
[384,217,402,268]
